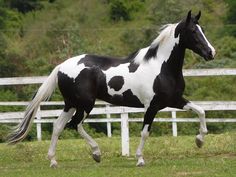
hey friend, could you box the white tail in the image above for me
[8,65,60,144]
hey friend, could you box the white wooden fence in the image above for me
[0,69,236,156]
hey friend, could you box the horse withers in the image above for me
[8,11,215,167]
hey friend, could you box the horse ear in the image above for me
[186,10,191,25]
[195,11,201,21]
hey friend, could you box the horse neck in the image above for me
[153,32,185,76]
[162,43,186,76]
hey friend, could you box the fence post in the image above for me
[36,107,42,141]
[121,112,130,156]
[171,111,177,137]
[106,104,112,137]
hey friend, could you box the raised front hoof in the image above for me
[92,153,101,163]
[195,136,204,148]
[50,160,58,168]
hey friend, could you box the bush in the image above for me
[6,0,43,14]
[109,0,131,21]
[120,28,156,53]
[109,0,144,21]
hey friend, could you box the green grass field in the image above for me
[0,132,236,177]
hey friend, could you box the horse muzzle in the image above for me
[204,49,216,61]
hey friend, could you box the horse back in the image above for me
[77,53,138,71]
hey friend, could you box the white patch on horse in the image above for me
[59,54,86,80]
[104,24,180,106]
[48,108,76,167]
[77,112,101,161]
[133,47,149,64]
[136,124,149,157]
[136,124,149,166]
[196,25,216,57]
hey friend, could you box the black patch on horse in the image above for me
[122,89,144,107]
[104,89,143,108]
[128,62,139,73]
[108,76,124,91]
[78,51,139,71]
[152,43,186,108]
[78,55,124,70]
[58,68,99,113]
[78,50,139,71]
[126,50,139,72]
[144,44,159,60]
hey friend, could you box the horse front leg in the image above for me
[183,101,208,148]
[136,124,150,167]
[136,105,159,167]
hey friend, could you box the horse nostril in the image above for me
[208,50,213,58]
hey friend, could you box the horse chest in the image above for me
[153,73,185,104]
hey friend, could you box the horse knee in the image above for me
[184,103,205,118]
[197,108,205,118]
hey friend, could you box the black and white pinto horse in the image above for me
[8,11,215,167]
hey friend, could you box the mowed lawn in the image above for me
[0,132,236,177]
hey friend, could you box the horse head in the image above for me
[175,10,216,61]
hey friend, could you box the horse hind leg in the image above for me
[47,107,76,168]
[78,124,101,163]
[72,108,101,163]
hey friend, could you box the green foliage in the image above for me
[149,0,185,24]
[224,0,236,36]
[0,124,10,142]
[0,4,22,31]
[109,0,131,21]
[0,89,20,112]
[215,36,236,59]
[0,1,23,76]
[60,129,80,139]
[120,28,156,52]
[45,19,85,59]
[109,0,144,21]
[4,0,43,14]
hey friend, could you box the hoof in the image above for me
[92,153,101,163]
[50,159,58,168]
[195,135,204,148]
[136,158,145,167]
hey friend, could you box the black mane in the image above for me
[144,44,159,60]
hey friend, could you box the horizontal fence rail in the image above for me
[1,69,236,86]
[0,68,236,156]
